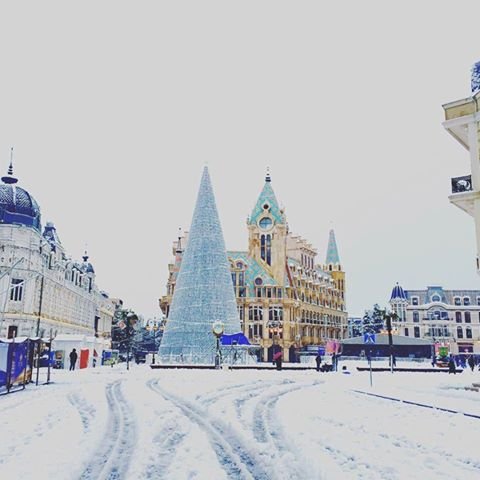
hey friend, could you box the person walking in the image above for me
[448,357,456,375]
[315,353,322,372]
[273,351,283,371]
[468,355,475,372]
[331,353,337,372]
[69,348,78,371]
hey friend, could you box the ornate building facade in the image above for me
[389,283,480,354]
[160,171,348,361]
[0,154,115,344]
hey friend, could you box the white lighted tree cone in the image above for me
[158,167,241,363]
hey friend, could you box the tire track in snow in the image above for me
[141,407,189,478]
[68,392,96,433]
[199,379,274,406]
[80,380,136,480]
[251,380,321,479]
[147,378,270,480]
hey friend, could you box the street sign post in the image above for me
[363,333,375,386]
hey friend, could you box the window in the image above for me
[10,278,24,302]
[412,297,419,306]
[259,217,273,230]
[268,306,283,321]
[248,306,263,321]
[477,297,480,306]
[254,277,263,286]
[465,312,471,323]
[454,297,461,306]
[404,328,409,336]
[413,311,419,322]
[414,326,420,338]
[466,327,472,339]
[456,312,462,323]
[464,297,471,306]
[457,326,463,339]
[266,235,272,266]
[431,295,441,302]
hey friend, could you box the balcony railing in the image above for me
[451,175,473,194]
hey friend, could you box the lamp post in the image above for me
[384,310,397,374]
[268,320,283,358]
[212,321,224,369]
[125,312,138,371]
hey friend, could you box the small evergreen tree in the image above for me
[362,304,385,334]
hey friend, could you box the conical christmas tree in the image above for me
[158,166,241,364]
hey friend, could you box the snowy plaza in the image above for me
[1,364,479,480]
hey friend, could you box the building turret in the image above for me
[247,168,287,284]
[0,148,41,230]
[389,282,408,322]
[324,229,346,312]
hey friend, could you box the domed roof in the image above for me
[0,153,41,230]
[390,282,407,301]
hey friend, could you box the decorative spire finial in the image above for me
[176,227,183,253]
[2,147,18,184]
[83,243,89,262]
[8,147,13,175]
[265,166,271,183]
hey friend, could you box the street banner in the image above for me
[10,341,28,386]
[0,342,9,390]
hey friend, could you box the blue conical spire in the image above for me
[326,229,340,265]
[159,166,241,363]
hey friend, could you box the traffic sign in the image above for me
[363,333,376,344]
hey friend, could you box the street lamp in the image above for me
[268,320,283,356]
[384,310,398,373]
[212,321,224,369]
[125,312,138,371]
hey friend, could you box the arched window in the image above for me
[266,235,271,265]
[260,235,266,261]
[466,327,472,339]
[456,312,462,322]
[457,326,463,339]
[464,297,471,306]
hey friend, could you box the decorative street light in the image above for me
[384,309,398,374]
[268,320,283,356]
[212,321,224,369]
[126,312,138,371]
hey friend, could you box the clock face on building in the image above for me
[259,217,273,230]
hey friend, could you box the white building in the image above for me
[389,283,480,354]
[0,155,115,348]
[443,62,480,274]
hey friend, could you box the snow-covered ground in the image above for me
[1,362,479,480]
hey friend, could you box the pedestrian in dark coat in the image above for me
[274,352,283,371]
[448,357,456,375]
[315,354,322,372]
[69,348,78,371]
[468,355,475,372]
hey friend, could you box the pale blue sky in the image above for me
[0,2,479,317]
